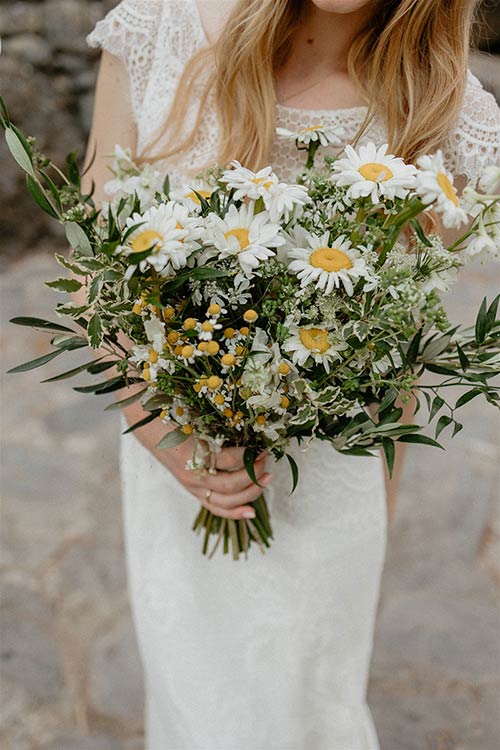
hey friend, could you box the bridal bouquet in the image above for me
[3,96,499,559]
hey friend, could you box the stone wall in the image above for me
[0,0,499,263]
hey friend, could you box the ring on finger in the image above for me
[204,488,213,505]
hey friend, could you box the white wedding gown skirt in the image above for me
[120,420,387,750]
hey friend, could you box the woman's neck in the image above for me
[275,2,373,109]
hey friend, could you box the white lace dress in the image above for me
[87,2,500,749]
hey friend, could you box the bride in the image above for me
[84,1,500,747]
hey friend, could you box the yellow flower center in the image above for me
[131,229,163,253]
[185,189,211,205]
[251,177,273,190]
[301,124,324,133]
[224,227,250,250]
[299,328,330,353]
[437,171,459,206]
[310,246,353,273]
[358,162,394,182]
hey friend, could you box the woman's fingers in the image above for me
[214,446,268,471]
[204,459,268,494]
[198,477,272,518]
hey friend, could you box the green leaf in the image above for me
[66,151,80,187]
[51,334,87,350]
[435,415,453,438]
[55,253,87,275]
[5,127,35,177]
[455,388,483,409]
[65,222,93,256]
[7,348,66,374]
[429,395,445,422]
[45,277,83,293]
[377,388,398,416]
[475,296,488,345]
[243,447,263,488]
[40,170,63,212]
[42,358,105,382]
[74,375,124,394]
[104,388,148,411]
[9,316,74,333]
[87,313,103,349]
[156,428,189,450]
[486,293,500,333]
[190,267,230,281]
[452,421,463,437]
[87,360,117,374]
[26,175,59,218]
[88,275,103,304]
[162,174,170,196]
[425,363,459,377]
[456,343,470,372]
[405,326,422,365]
[122,411,159,434]
[286,453,299,494]
[397,434,444,449]
[382,438,395,478]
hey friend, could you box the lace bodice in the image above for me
[87,0,500,188]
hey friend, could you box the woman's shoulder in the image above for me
[443,69,500,183]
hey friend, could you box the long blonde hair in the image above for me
[137,0,480,170]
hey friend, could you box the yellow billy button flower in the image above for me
[207,376,222,391]
[149,348,159,364]
[183,317,197,330]
[208,303,221,316]
[233,411,244,423]
[163,306,175,321]
[193,382,202,393]
[214,393,226,406]
[160,409,168,420]
[206,340,220,355]
[224,327,236,339]
[133,301,143,315]
[181,424,193,435]
[256,415,267,426]
[235,345,246,356]
[278,362,290,375]
[243,309,259,323]
[201,321,214,333]
[299,327,330,353]
[221,353,236,367]
[176,406,184,417]
[167,330,179,344]
[174,345,184,356]
[280,395,290,409]
[239,326,250,337]
[197,341,209,352]
[181,345,194,359]
[223,407,234,419]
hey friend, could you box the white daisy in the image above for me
[124,202,197,276]
[331,142,417,203]
[415,151,468,228]
[208,203,285,275]
[176,181,214,211]
[479,165,500,195]
[276,123,345,147]
[288,232,369,296]
[283,322,347,373]
[220,161,278,200]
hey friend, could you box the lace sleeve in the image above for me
[442,70,500,185]
[86,0,164,123]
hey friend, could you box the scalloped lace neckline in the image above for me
[189,0,371,118]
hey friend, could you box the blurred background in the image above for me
[1,2,499,749]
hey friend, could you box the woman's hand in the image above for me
[122,392,272,520]
[163,436,272,520]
